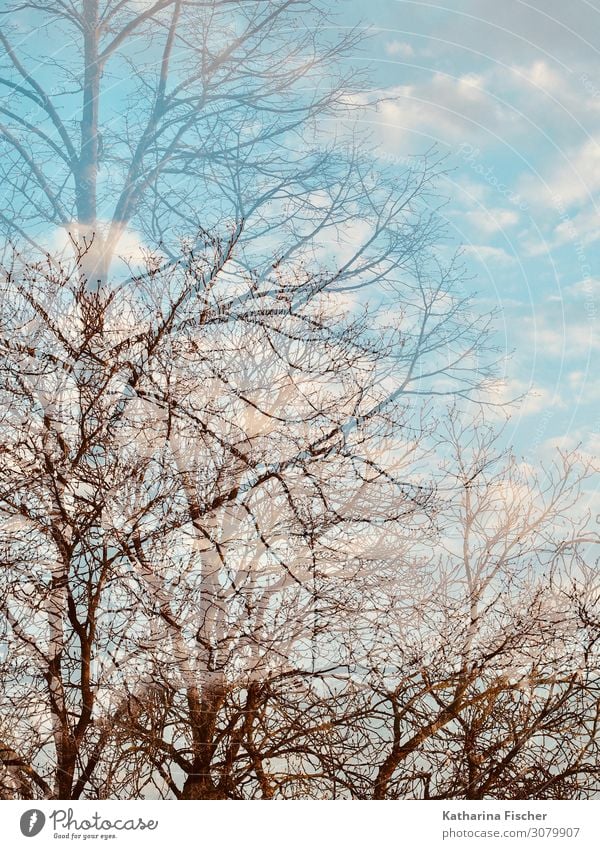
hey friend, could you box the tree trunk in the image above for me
[77,0,105,291]
[181,684,228,800]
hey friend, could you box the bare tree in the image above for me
[0,187,596,806]
[100,413,599,800]
[330,414,600,800]
[0,0,372,282]
[0,188,494,797]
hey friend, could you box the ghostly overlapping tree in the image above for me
[0,0,371,280]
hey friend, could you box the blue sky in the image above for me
[342,0,600,465]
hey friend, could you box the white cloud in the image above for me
[519,138,600,210]
[566,278,600,298]
[384,41,415,59]
[464,244,517,265]
[540,430,600,466]
[369,73,516,150]
[464,207,520,234]
[44,220,149,273]
[487,378,562,418]
[512,313,597,359]
[553,205,599,247]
